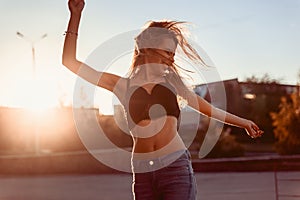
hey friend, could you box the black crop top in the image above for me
[125,81,180,129]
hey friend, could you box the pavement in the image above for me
[0,171,299,200]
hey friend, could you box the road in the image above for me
[0,171,299,200]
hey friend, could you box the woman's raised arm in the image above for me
[62,0,122,93]
[62,0,85,74]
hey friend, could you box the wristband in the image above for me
[64,31,78,36]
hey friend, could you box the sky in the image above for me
[0,0,300,114]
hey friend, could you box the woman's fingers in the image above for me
[74,0,85,6]
[245,121,264,139]
[251,128,264,138]
[68,0,85,14]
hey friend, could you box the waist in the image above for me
[132,149,190,173]
[132,127,186,156]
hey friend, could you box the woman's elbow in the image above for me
[62,56,75,69]
[61,57,80,74]
[62,55,71,67]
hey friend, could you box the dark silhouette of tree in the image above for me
[270,91,300,154]
[270,70,300,154]
[245,73,282,84]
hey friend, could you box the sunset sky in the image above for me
[0,0,299,114]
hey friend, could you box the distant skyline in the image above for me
[0,0,299,114]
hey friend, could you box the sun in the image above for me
[7,78,59,113]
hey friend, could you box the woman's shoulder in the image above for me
[112,76,129,92]
[111,77,132,104]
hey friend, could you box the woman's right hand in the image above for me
[68,0,85,15]
[244,120,264,139]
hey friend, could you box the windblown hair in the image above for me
[129,20,207,78]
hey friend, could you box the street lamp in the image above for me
[16,31,47,155]
[16,32,47,78]
[243,93,256,100]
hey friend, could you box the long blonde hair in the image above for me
[129,20,206,79]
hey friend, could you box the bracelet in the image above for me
[64,31,78,36]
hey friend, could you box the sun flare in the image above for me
[6,78,59,113]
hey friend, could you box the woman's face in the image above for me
[158,37,177,52]
[140,37,177,65]
[156,37,176,59]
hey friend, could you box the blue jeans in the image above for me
[132,150,197,200]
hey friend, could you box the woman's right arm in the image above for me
[184,89,264,139]
[62,0,122,93]
[170,74,263,139]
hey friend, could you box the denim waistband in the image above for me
[132,149,190,173]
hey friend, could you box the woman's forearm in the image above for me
[191,93,248,128]
[210,106,264,138]
[211,106,247,128]
[62,14,82,73]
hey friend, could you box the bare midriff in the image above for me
[132,116,186,155]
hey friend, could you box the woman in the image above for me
[63,0,264,199]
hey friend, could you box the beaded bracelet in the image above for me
[64,31,78,36]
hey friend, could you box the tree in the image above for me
[245,73,282,84]
[270,72,300,155]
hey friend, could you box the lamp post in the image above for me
[16,32,47,79]
[16,31,47,155]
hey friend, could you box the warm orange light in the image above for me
[7,78,59,113]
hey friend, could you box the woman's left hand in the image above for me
[244,120,264,139]
[68,0,85,15]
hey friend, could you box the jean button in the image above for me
[149,160,154,166]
